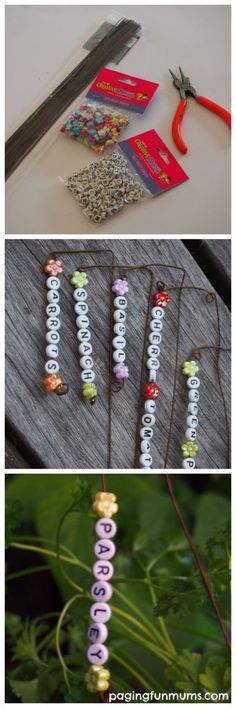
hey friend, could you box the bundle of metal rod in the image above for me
[5,17,141,179]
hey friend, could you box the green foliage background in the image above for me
[5,473,231,703]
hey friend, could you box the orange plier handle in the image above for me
[172,95,231,154]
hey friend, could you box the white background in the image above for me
[5,4,231,234]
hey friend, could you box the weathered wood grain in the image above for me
[5,239,231,470]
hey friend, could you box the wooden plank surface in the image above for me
[5,238,231,470]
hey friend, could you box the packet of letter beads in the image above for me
[60,68,159,152]
[63,129,189,224]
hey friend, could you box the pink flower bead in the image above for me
[88,623,108,644]
[87,643,109,665]
[93,560,114,580]
[113,362,129,379]
[112,278,129,296]
[94,539,116,560]
[91,580,113,602]
[90,602,112,623]
[95,518,117,539]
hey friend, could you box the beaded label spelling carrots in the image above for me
[60,68,159,152]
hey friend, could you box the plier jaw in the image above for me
[169,67,197,100]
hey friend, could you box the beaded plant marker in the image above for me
[43,259,69,395]
[181,359,200,468]
[112,278,129,382]
[139,286,171,468]
[70,270,97,404]
[86,490,118,694]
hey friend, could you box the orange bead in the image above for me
[43,374,62,392]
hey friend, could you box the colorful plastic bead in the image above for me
[182,360,200,376]
[44,259,62,276]
[181,441,198,458]
[144,382,160,400]
[112,278,129,296]
[113,362,129,379]
[82,382,97,402]
[153,290,171,307]
[43,373,62,392]
[92,492,118,519]
[85,664,110,693]
[61,101,129,152]
[70,270,88,288]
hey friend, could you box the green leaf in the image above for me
[193,493,230,549]
[8,677,40,702]
[5,499,22,546]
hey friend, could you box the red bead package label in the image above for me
[119,129,189,194]
[87,68,159,113]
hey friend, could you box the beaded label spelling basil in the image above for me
[86,491,118,694]
[112,278,129,381]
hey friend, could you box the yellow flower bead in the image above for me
[92,491,118,518]
[97,679,109,691]
[85,665,110,693]
[99,669,110,681]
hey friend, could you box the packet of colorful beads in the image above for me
[63,129,189,224]
[60,68,159,152]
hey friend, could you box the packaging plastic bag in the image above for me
[60,68,158,152]
[63,129,189,223]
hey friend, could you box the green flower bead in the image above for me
[70,270,88,288]
[82,382,97,400]
[182,360,199,377]
[181,441,198,458]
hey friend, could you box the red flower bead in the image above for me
[44,259,63,276]
[153,290,171,307]
[144,382,160,400]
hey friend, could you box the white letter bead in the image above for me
[46,331,60,344]
[187,376,200,389]
[77,329,91,342]
[112,335,126,350]
[76,314,89,329]
[114,296,127,309]
[81,369,95,383]
[73,288,87,302]
[45,360,59,374]
[185,428,197,441]
[188,389,199,402]
[93,560,113,580]
[140,439,151,453]
[74,301,88,315]
[188,402,198,415]
[150,319,163,332]
[182,457,196,469]
[90,603,112,623]
[149,369,157,382]
[186,415,198,428]
[79,342,92,356]
[46,317,60,330]
[46,344,58,359]
[113,323,126,336]
[113,350,125,363]
[142,413,155,427]
[46,303,60,317]
[91,581,113,602]
[151,306,165,319]
[94,540,116,560]
[140,453,152,467]
[113,309,126,323]
[88,623,108,644]
[47,290,60,303]
[149,332,162,344]
[46,276,60,290]
[80,355,93,370]
[147,345,160,357]
[87,643,108,664]
[140,427,153,440]
[96,518,117,539]
[144,400,156,414]
[147,357,159,370]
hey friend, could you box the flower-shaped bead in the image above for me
[70,270,88,288]
[43,374,62,392]
[144,382,160,400]
[153,290,171,307]
[112,278,129,296]
[113,363,129,379]
[44,259,63,276]
[85,665,110,693]
[182,360,199,377]
[82,382,97,401]
[181,441,198,458]
[92,492,118,519]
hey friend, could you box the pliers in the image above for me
[169,66,231,154]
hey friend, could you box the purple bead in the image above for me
[91,580,113,602]
[87,643,109,665]
[88,622,108,644]
[112,278,129,296]
[94,539,116,561]
[95,518,117,539]
[93,560,114,580]
[90,602,111,623]
[113,362,129,380]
